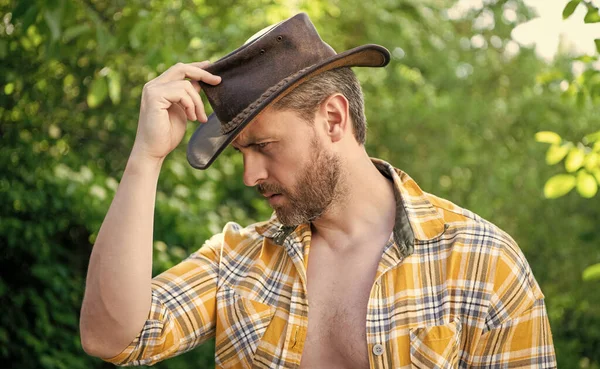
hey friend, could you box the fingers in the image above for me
[169,88,197,121]
[181,81,207,122]
[189,79,201,93]
[142,62,218,123]
[147,84,191,122]
[190,60,211,69]
[157,62,221,85]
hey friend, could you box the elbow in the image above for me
[80,331,103,358]
[80,336,102,358]
[80,323,107,358]
[79,317,121,360]
[80,307,99,357]
[80,329,126,360]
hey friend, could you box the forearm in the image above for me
[80,154,163,358]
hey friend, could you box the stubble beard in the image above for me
[258,138,343,226]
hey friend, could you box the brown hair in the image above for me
[273,67,367,144]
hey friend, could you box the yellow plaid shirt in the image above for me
[105,159,556,368]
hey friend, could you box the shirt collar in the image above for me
[255,158,447,257]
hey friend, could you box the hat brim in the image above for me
[187,44,390,170]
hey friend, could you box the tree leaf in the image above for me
[544,174,576,198]
[584,5,600,23]
[583,130,600,143]
[62,24,91,43]
[575,55,598,63]
[584,152,599,171]
[563,0,582,19]
[565,147,585,172]
[86,77,108,109]
[546,143,570,165]
[535,131,562,144]
[95,25,116,58]
[128,21,147,50]
[576,170,598,197]
[583,263,600,281]
[594,169,600,184]
[21,5,39,32]
[107,71,121,105]
[595,39,600,54]
[43,8,62,42]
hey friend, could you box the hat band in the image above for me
[220,65,313,135]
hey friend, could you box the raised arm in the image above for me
[79,62,221,359]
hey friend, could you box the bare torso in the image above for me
[299,231,391,369]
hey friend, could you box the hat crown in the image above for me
[200,13,336,127]
[243,23,278,46]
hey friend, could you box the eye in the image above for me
[257,142,271,149]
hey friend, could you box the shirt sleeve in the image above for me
[102,233,222,366]
[470,235,556,368]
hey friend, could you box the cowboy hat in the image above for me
[187,12,390,169]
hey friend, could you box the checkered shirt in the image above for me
[104,158,556,368]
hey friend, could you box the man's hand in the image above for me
[131,61,221,162]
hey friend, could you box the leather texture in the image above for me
[187,12,391,170]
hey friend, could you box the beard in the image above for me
[257,137,343,226]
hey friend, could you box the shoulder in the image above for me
[425,191,519,252]
[424,192,544,319]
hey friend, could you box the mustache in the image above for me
[257,182,286,196]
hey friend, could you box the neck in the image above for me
[310,151,396,250]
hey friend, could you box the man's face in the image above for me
[232,108,342,226]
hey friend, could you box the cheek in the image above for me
[271,148,312,175]
[266,133,316,180]
[264,156,299,188]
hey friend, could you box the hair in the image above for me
[272,67,367,144]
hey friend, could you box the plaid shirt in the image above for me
[105,159,556,368]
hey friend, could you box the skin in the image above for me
[79,62,221,358]
[235,98,397,369]
[80,62,397,369]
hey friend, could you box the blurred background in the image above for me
[1,0,599,368]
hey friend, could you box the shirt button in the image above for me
[372,343,384,356]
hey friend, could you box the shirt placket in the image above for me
[276,225,312,368]
[366,234,405,369]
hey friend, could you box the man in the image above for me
[80,13,556,368]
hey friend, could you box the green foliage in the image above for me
[544,174,577,198]
[583,263,600,282]
[535,131,562,144]
[2,0,600,368]
[563,0,600,23]
[535,1,600,349]
[563,0,582,19]
[536,131,600,198]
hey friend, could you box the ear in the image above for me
[318,93,350,143]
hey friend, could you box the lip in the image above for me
[267,194,283,205]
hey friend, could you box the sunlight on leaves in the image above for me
[544,174,576,198]
[576,170,598,197]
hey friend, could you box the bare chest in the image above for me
[299,239,385,369]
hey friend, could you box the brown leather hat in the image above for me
[187,12,390,169]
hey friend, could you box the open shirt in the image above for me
[105,158,556,368]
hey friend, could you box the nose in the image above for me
[242,152,268,187]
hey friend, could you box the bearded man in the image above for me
[80,13,556,369]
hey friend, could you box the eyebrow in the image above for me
[232,136,269,149]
